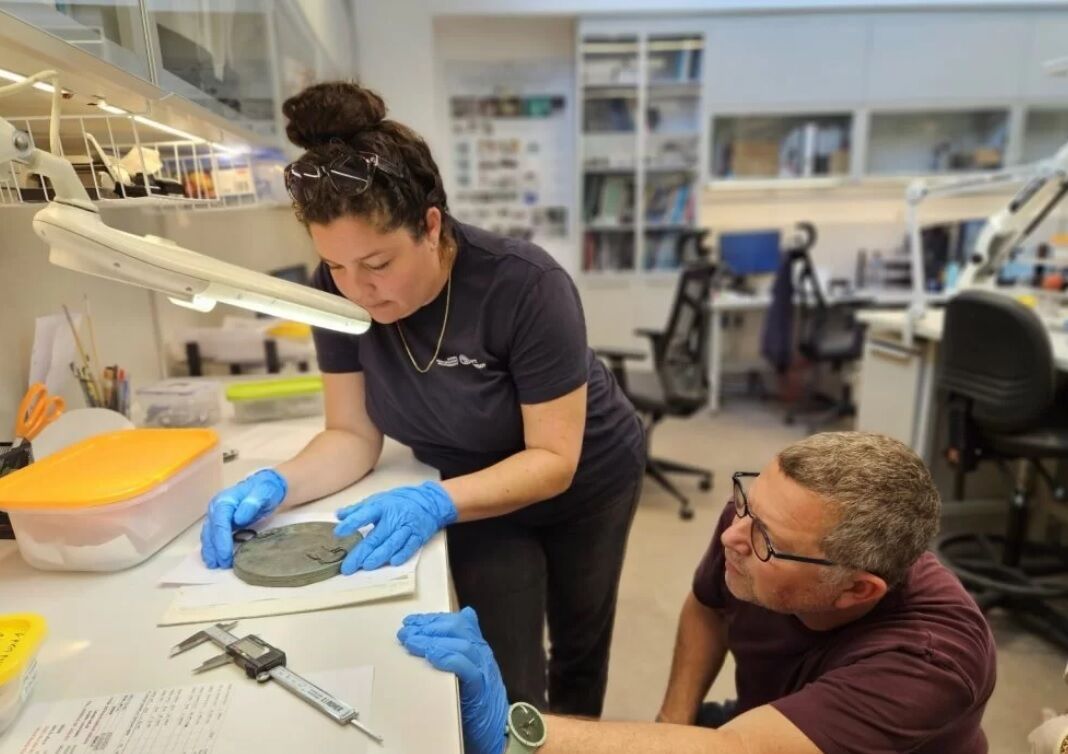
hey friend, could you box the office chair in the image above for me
[597,259,716,520]
[780,224,865,431]
[937,290,1068,648]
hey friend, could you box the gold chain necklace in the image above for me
[395,274,451,374]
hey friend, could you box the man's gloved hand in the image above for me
[200,468,288,569]
[1029,712,1068,754]
[398,607,508,754]
[334,481,457,573]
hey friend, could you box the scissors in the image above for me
[14,383,65,444]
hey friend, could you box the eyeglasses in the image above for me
[283,152,403,205]
[731,471,837,568]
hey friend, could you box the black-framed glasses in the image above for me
[283,152,403,205]
[731,471,837,567]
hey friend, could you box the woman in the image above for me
[199,81,646,716]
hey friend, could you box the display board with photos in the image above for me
[445,61,574,246]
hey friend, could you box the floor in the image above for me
[601,401,1066,753]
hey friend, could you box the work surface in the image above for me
[0,416,462,754]
[858,306,1068,370]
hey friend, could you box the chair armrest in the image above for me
[633,328,667,361]
[594,348,646,393]
[594,347,647,362]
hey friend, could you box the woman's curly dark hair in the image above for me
[282,81,450,244]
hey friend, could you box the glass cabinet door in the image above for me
[1022,108,1068,165]
[867,109,1009,175]
[711,113,853,180]
[147,0,277,134]
[0,1,152,80]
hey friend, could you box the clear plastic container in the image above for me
[136,379,221,428]
[0,613,46,734]
[0,429,221,571]
[225,376,323,423]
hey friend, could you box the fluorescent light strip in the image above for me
[2,66,241,153]
[132,115,203,143]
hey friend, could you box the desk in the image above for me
[707,289,949,411]
[856,307,1068,462]
[0,415,463,754]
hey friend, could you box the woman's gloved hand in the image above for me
[200,468,288,568]
[398,607,508,754]
[1029,712,1068,754]
[334,481,457,573]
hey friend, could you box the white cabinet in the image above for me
[865,12,1031,103]
[704,15,868,107]
[856,336,927,449]
[1022,13,1068,100]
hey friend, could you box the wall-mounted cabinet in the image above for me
[580,29,703,274]
[710,112,852,180]
[0,0,350,141]
[866,109,1009,176]
[1022,107,1068,165]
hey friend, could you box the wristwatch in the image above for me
[504,701,547,753]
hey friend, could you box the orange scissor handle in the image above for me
[16,383,66,441]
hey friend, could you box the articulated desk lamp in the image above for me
[0,71,371,335]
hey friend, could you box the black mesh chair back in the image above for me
[657,263,716,409]
[940,290,1055,433]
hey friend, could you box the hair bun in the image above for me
[282,81,387,149]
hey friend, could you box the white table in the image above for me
[856,306,1068,461]
[0,415,463,754]
[707,289,949,411]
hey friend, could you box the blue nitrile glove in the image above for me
[200,468,288,569]
[398,607,508,754]
[334,481,457,573]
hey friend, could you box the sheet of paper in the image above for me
[29,312,83,395]
[5,667,375,754]
[157,512,419,626]
[9,682,233,754]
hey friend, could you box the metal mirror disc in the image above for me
[233,522,363,587]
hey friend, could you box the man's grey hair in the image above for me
[777,431,940,587]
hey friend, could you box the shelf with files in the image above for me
[579,30,704,276]
[866,108,1009,176]
[581,34,640,274]
[710,112,853,181]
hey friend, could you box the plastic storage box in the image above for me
[0,429,221,571]
[136,379,221,427]
[0,613,46,734]
[225,375,324,423]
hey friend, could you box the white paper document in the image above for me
[4,667,376,754]
[158,512,419,626]
[9,682,233,754]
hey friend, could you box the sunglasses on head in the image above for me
[283,151,403,205]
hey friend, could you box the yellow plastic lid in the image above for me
[0,613,46,686]
[225,375,323,402]
[0,428,218,510]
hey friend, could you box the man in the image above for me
[399,431,998,754]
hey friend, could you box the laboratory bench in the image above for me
[0,413,463,754]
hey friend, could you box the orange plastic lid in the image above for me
[0,428,218,510]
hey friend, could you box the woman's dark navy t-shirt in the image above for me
[310,221,644,523]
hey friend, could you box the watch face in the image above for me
[509,702,546,746]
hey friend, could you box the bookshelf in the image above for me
[580,32,704,274]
